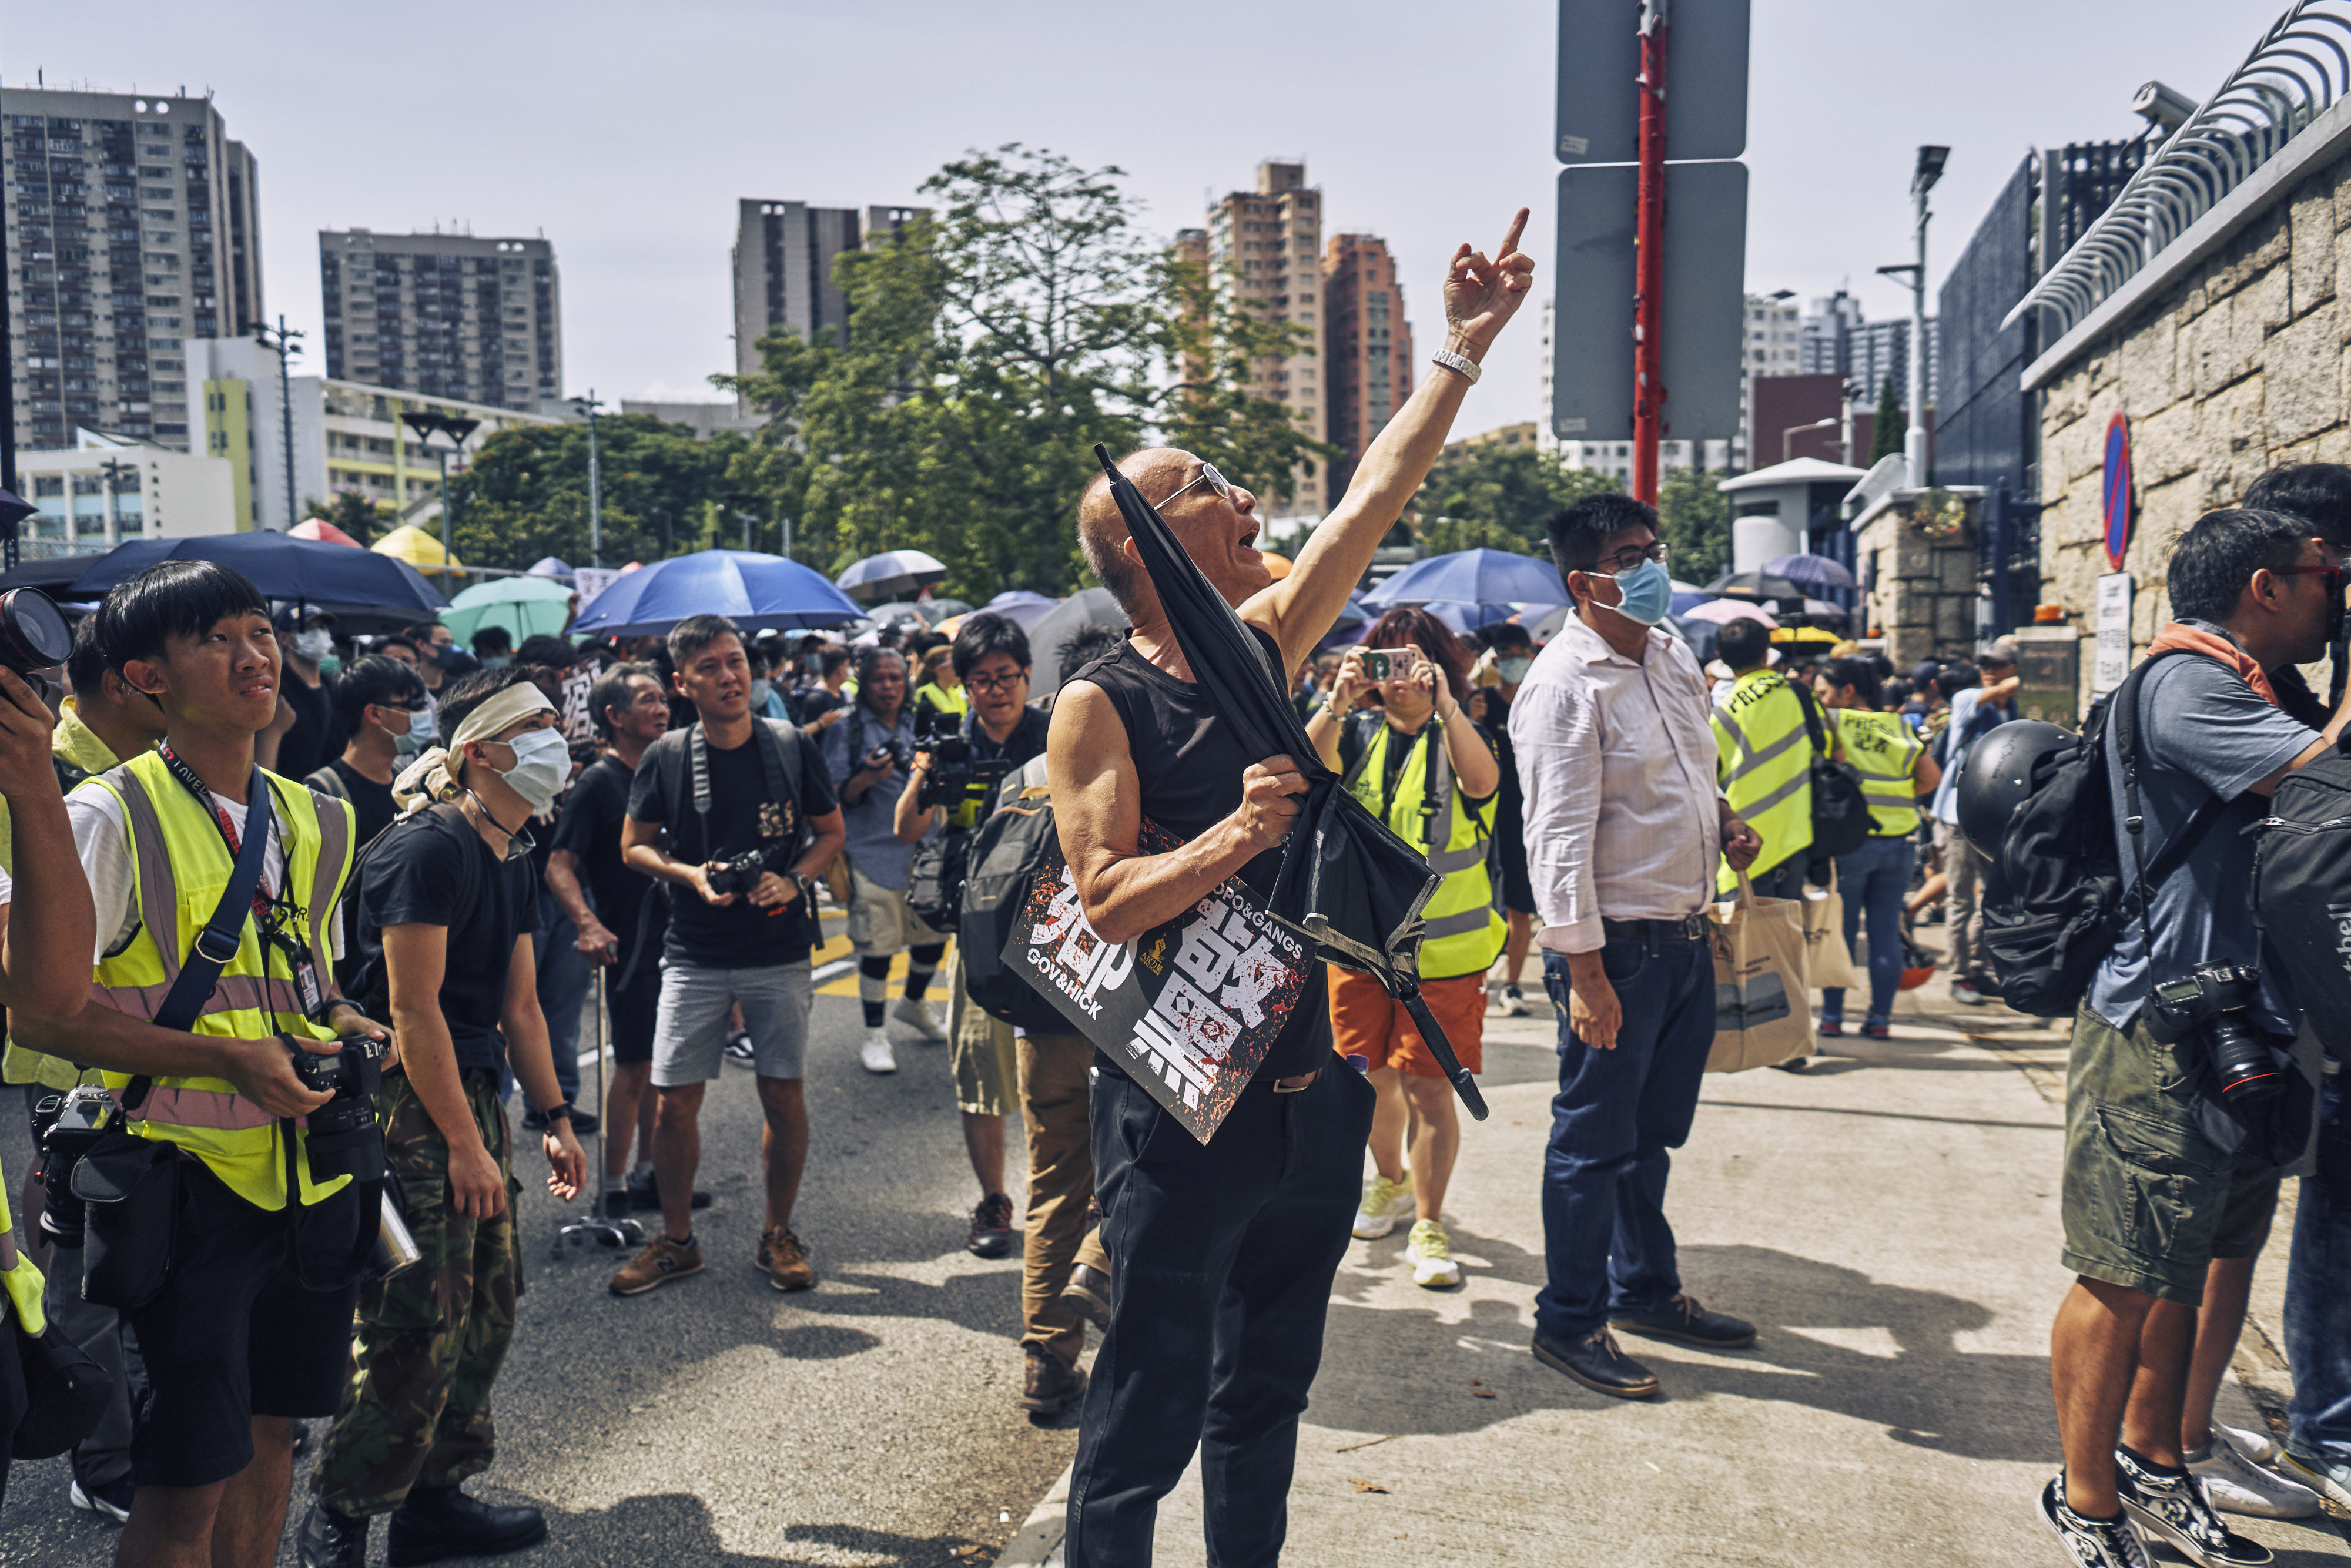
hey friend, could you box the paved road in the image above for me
[0,917,1079,1567]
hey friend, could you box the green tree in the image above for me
[444,416,747,572]
[1407,444,1618,559]
[1868,376,1904,464]
[1656,465,1733,584]
[718,145,1328,601]
[301,491,393,545]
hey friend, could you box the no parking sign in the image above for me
[2103,413,2135,570]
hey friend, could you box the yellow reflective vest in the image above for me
[1834,708,1928,839]
[85,753,357,1212]
[1712,669,1817,890]
[1344,718,1506,980]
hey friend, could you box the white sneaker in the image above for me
[2276,1446,2351,1512]
[892,996,947,1042]
[1351,1172,1414,1239]
[860,1030,897,1074]
[2189,1428,2321,1518]
[2216,1423,2280,1466]
[1488,984,1530,1017]
[1406,1219,1461,1289]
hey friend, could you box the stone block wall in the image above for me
[2038,145,2351,702]
[1856,498,1982,669]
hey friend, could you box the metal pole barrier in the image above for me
[1629,0,1670,505]
[557,966,642,1254]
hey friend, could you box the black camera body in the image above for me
[913,703,1012,813]
[34,1085,115,1248]
[706,847,777,897]
[290,1031,391,1182]
[2145,963,2285,1108]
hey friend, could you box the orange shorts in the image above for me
[1327,967,1486,1079]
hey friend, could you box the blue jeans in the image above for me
[2287,1128,2351,1461]
[1823,836,1913,1024]
[532,886,587,1103]
[1535,936,1714,1341]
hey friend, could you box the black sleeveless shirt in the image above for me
[1071,629,1330,1080]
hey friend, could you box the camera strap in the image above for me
[119,766,274,1113]
[2116,652,2233,951]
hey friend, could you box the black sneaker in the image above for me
[1061,1262,1111,1329]
[68,1468,135,1525]
[297,1500,371,1568]
[2039,1476,2152,1568]
[1610,1292,1756,1349]
[1532,1327,1660,1399]
[723,1030,756,1067]
[2114,1446,2273,1566]
[967,1192,1016,1259]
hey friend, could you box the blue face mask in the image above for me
[1591,558,1672,626]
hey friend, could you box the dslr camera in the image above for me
[32,1085,115,1248]
[289,1030,392,1182]
[912,702,1013,813]
[707,845,781,898]
[2145,964,2286,1108]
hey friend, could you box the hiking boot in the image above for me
[967,1192,1016,1258]
[1018,1346,1086,1417]
[2039,1475,2153,1568]
[609,1233,704,1296]
[297,1501,370,1568]
[757,1227,816,1292]
[1611,1292,1756,1349]
[1061,1262,1111,1329]
[1532,1326,1659,1399]
[1351,1171,1414,1239]
[2113,1444,2272,1566]
[386,1486,547,1566]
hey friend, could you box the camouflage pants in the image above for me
[313,1071,523,1516]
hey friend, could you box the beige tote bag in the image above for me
[1707,869,1817,1072]
[1801,866,1863,993]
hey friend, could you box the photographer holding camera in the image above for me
[9,562,387,1568]
[821,646,949,1074]
[612,615,844,1299]
[2041,508,2351,1568]
[299,668,587,1568]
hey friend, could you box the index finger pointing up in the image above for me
[1498,207,1529,260]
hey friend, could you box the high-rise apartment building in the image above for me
[2,87,263,454]
[1322,234,1414,498]
[730,201,926,378]
[1799,289,1938,414]
[1206,161,1326,517]
[318,229,560,413]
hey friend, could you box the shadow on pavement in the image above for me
[523,1491,995,1566]
[1308,1239,2058,1465]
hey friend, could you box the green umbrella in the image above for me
[439,575,578,646]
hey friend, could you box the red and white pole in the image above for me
[1630,0,1669,505]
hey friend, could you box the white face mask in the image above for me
[374,706,413,742]
[292,629,334,664]
[496,727,570,815]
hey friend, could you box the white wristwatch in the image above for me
[1431,348,1481,385]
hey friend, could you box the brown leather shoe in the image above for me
[758,1227,816,1292]
[1018,1347,1086,1416]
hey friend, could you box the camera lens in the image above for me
[2205,1016,2284,1107]
[0,588,70,674]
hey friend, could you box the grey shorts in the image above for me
[652,959,813,1086]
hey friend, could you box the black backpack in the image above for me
[2252,744,2351,1064]
[1981,651,2226,1016]
[1793,684,1871,860]
[958,758,1071,1032]
[338,804,488,1020]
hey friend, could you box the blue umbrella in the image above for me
[70,532,448,617]
[1362,547,1566,608]
[1762,552,1857,590]
[571,550,865,636]
[836,549,946,604]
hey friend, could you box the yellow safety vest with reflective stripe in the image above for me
[916,681,968,719]
[1834,708,1927,839]
[1345,719,1506,980]
[85,753,356,1212]
[1712,669,1816,891]
[0,1182,42,1335]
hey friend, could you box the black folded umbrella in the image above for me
[1095,447,1488,1119]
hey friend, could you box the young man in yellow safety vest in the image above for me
[1307,612,1507,1292]
[1710,615,1832,900]
[1814,655,1941,1041]
[14,561,391,1568]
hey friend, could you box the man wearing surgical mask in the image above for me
[265,602,340,782]
[302,668,585,1568]
[1510,493,1764,1402]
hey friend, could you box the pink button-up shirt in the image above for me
[1508,613,1725,955]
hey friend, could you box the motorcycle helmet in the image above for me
[1955,719,2074,851]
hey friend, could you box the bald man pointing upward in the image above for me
[1049,210,1533,1567]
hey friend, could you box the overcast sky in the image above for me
[11,0,2275,445]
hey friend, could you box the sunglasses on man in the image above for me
[1157,463,1233,510]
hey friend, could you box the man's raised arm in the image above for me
[1244,208,1535,671]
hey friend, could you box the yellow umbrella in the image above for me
[373,524,460,571]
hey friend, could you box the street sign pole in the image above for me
[1632,0,1669,504]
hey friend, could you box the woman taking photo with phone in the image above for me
[1304,608,1505,1288]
